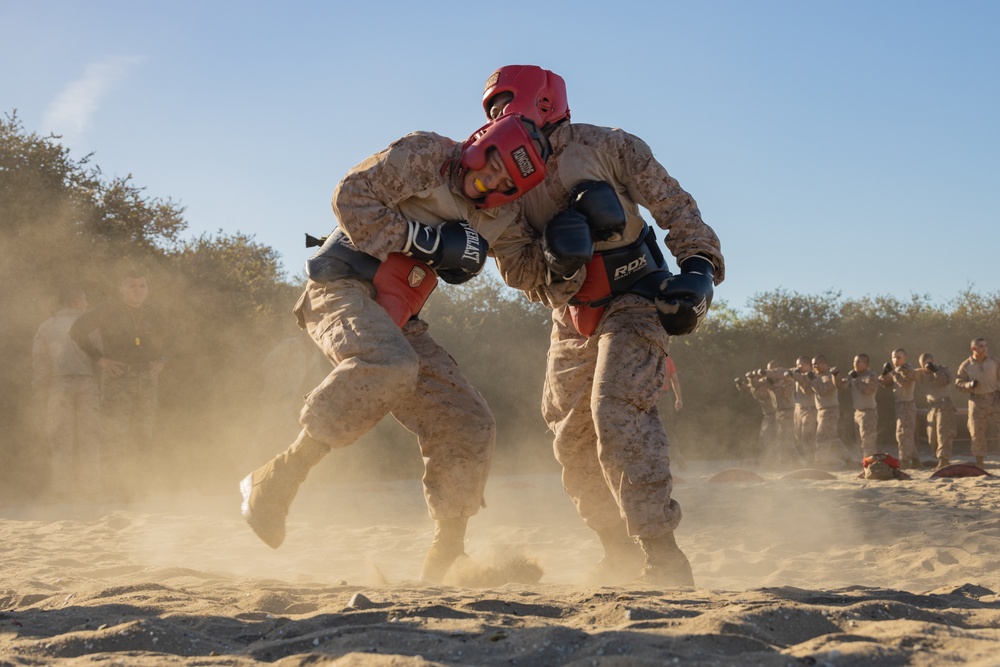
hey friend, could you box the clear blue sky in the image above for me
[3,0,998,311]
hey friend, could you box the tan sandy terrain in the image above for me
[2,459,999,666]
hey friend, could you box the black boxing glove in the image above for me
[568,181,627,243]
[969,379,980,389]
[830,367,840,376]
[807,371,816,380]
[436,267,478,285]
[654,256,715,335]
[848,370,859,379]
[924,362,938,373]
[402,220,488,274]
[881,362,893,376]
[542,209,593,279]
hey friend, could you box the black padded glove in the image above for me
[654,256,715,335]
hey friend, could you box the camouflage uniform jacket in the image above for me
[792,371,815,407]
[879,363,917,401]
[32,308,95,387]
[810,372,839,409]
[919,364,953,403]
[845,368,879,410]
[332,132,521,259]
[750,378,776,415]
[491,122,724,308]
[767,374,795,410]
[955,355,1000,395]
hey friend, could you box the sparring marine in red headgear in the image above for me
[459,113,550,209]
[482,65,570,129]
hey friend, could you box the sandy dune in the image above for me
[2,459,999,665]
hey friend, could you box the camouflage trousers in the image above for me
[794,404,817,454]
[101,370,158,496]
[927,399,958,459]
[854,408,879,458]
[815,406,852,466]
[757,412,776,461]
[967,392,1000,458]
[45,375,102,497]
[772,408,797,465]
[543,296,680,540]
[894,400,918,461]
[294,278,494,520]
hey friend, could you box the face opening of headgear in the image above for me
[460,113,551,209]
[483,65,570,129]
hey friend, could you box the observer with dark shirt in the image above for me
[70,274,169,376]
[68,270,168,500]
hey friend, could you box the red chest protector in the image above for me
[566,224,670,337]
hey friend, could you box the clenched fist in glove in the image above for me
[542,209,593,280]
[568,180,627,243]
[402,220,488,283]
[654,256,715,335]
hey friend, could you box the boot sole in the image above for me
[239,473,254,519]
[239,472,284,549]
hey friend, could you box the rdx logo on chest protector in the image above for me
[613,255,648,281]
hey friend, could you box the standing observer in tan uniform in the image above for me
[482,65,724,586]
[842,353,879,458]
[878,348,920,468]
[791,355,817,458]
[240,114,551,583]
[955,338,1000,467]
[736,373,775,464]
[32,287,102,501]
[917,352,957,469]
[763,362,798,467]
[808,356,853,468]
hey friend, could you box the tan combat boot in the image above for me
[936,457,950,469]
[976,456,986,468]
[240,431,329,549]
[420,516,468,584]
[589,526,645,585]
[638,532,695,587]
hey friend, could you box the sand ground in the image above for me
[2,458,999,666]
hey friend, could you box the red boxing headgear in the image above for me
[483,65,570,129]
[460,113,550,209]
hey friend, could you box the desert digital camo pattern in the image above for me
[542,296,681,539]
[920,364,957,459]
[893,399,919,462]
[881,364,918,461]
[810,372,852,465]
[332,131,520,260]
[492,122,725,303]
[32,308,103,495]
[847,369,879,456]
[956,355,1000,457]
[294,278,494,519]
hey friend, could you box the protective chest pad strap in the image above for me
[601,225,668,296]
[305,229,381,282]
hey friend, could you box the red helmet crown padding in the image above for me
[460,113,550,209]
[483,65,570,128]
